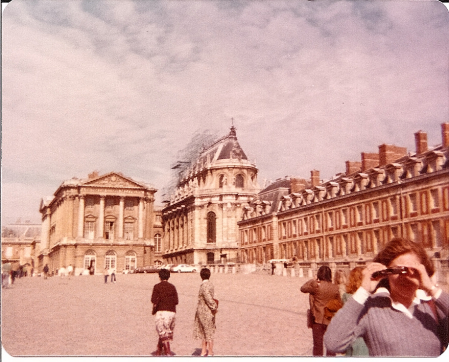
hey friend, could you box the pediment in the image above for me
[83,172,144,189]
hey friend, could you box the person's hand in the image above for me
[411,263,435,294]
[361,262,387,293]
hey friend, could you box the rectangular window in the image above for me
[5,246,13,258]
[86,197,95,209]
[105,222,114,240]
[356,205,363,225]
[390,197,398,217]
[409,193,418,213]
[342,209,348,226]
[292,220,297,236]
[84,221,95,239]
[373,202,380,221]
[327,212,334,229]
[430,189,439,210]
[315,214,321,231]
[125,199,134,210]
[124,223,134,240]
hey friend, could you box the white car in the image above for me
[171,264,197,273]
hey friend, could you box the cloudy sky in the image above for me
[2,0,449,225]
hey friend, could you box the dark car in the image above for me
[135,265,159,273]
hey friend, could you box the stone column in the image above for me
[99,196,105,238]
[77,195,85,238]
[119,197,124,239]
[42,208,51,250]
[68,196,74,238]
[138,198,144,239]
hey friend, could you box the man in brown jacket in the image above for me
[301,266,341,356]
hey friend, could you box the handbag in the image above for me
[324,298,343,322]
[307,309,314,329]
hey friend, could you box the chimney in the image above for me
[442,123,449,148]
[378,144,407,166]
[345,161,361,176]
[361,152,379,171]
[290,177,307,193]
[310,170,320,187]
[414,131,427,155]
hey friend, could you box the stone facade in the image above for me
[162,126,260,265]
[1,222,41,274]
[38,171,161,275]
[238,123,449,283]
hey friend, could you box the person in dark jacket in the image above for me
[151,268,178,356]
[301,265,341,356]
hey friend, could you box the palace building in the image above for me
[162,126,260,265]
[38,171,161,275]
[238,123,449,283]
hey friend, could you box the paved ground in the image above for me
[2,271,314,360]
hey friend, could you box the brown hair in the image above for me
[373,238,434,277]
[334,269,347,285]
[345,266,364,294]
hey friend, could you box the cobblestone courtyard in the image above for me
[2,272,313,359]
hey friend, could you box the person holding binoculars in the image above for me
[324,237,449,357]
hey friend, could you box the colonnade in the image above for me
[77,195,147,240]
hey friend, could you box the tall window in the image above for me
[124,222,134,240]
[207,212,216,243]
[105,250,116,269]
[207,252,215,264]
[219,175,225,188]
[154,233,162,252]
[105,221,114,240]
[125,251,136,271]
[84,250,96,271]
[84,221,95,239]
[235,174,244,188]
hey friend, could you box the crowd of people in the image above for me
[1,261,34,288]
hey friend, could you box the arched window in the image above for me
[154,233,162,252]
[105,250,117,269]
[207,212,216,243]
[235,174,244,188]
[84,250,96,271]
[219,175,225,188]
[125,251,136,271]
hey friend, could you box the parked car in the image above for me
[158,264,174,270]
[135,265,159,273]
[170,264,197,273]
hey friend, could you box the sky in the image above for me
[2,0,449,226]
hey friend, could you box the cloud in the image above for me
[2,0,449,224]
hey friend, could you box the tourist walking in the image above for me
[300,265,341,356]
[2,262,12,288]
[151,268,178,356]
[103,267,110,283]
[325,238,449,357]
[67,264,73,279]
[43,264,49,279]
[193,268,218,356]
[110,268,116,283]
